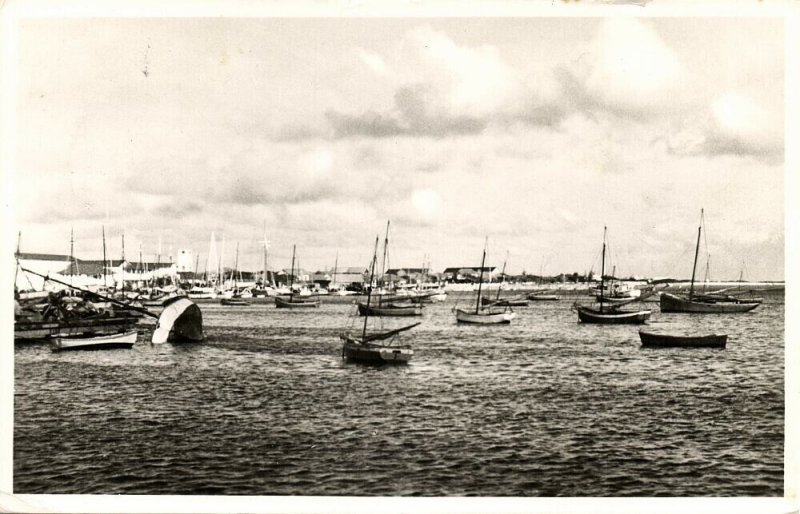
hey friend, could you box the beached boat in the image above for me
[659,210,761,314]
[51,330,137,352]
[341,236,418,364]
[639,330,728,348]
[575,227,651,324]
[455,239,516,325]
[275,245,320,308]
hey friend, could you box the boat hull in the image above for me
[576,306,651,324]
[15,317,139,341]
[275,297,320,308]
[639,330,728,348]
[151,297,204,343]
[527,293,560,301]
[357,303,422,317]
[341,338,413,364]
[220,298,251,306]
[455,309,515,324]
[51,330,138,351]
[659,293,760,313]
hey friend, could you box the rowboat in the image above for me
[576,305,651,324]
[639,330,728,348]
[51,330,137,352]
[221,297,251,306]
[527,292,560,301]
[357,302,422,317]
[481,296,528,307]
[455,309,515,324]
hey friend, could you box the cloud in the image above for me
[556,18,692,119]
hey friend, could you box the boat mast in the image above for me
[496,250,509,301]
[121,233,125,296]
[69,228,74,286]
[234,242,240,291]
[381,220,390,290]
[332,252,338,289]
[689,209,703,301]
[362,236,380,341]
[599,226,606,312]
[102,225,107,290]
[476,237,487,314]
[289,244,296,301]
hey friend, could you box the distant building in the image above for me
[442,266,496,283]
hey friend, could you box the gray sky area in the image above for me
[11,16,785,280]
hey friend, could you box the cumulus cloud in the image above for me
[556,18,692,119]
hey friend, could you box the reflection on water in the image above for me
[14,293,784,495]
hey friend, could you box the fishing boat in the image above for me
[51,330,137,352]
[455,239,516,324]
[341,236,418,364]
[357,221,423,317]
[275,245,320,308]
[660,210,761,314]
[479,252,528,307]
[575,227,652,324]
[220,243,251,306]
[639,330,728,348]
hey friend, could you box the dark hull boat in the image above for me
[576,305,651,324]
[275,296,320,308]
[15,316,139,341]
[639,330,727,348]
[481,296,528,307]
[340,330,416,364]
[659,292,760,313]
[221,297,251,306]
[357,302,422,317]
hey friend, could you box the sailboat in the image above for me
[455,239,516,324]
[341,236,418,364]
[221,243,251,306]
[575,227,652,324]
[659,210,761,313]
[275,245,320,308]
[357,221,423,317]
[527,256,560,301]
[480,251,528,307]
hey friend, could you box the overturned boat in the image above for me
[151,296,204,344]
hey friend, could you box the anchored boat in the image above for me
[51,330,137,352]
[639,330,728,348]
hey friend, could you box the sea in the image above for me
[13,290,784,496]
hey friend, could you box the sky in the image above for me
[9,15,786,280]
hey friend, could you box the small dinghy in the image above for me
[51,330,137,352]
[639,330,728,348]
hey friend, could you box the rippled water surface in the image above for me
[14,293,784,496]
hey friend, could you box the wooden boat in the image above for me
[455,239,515,325]
[15,316,139,341]
[481,296,528,307]
[275,245,320,308]
[51,330,137,352]
[341,235,417,364]
[659,210,761,314]
[639,330,728,348]
[575,227,652,324]
[221,297,251,306]
[527,292,560,301]
[357,301,422,317]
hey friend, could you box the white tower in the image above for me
[176,249,194,272]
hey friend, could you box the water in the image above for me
[14,292,784,496]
